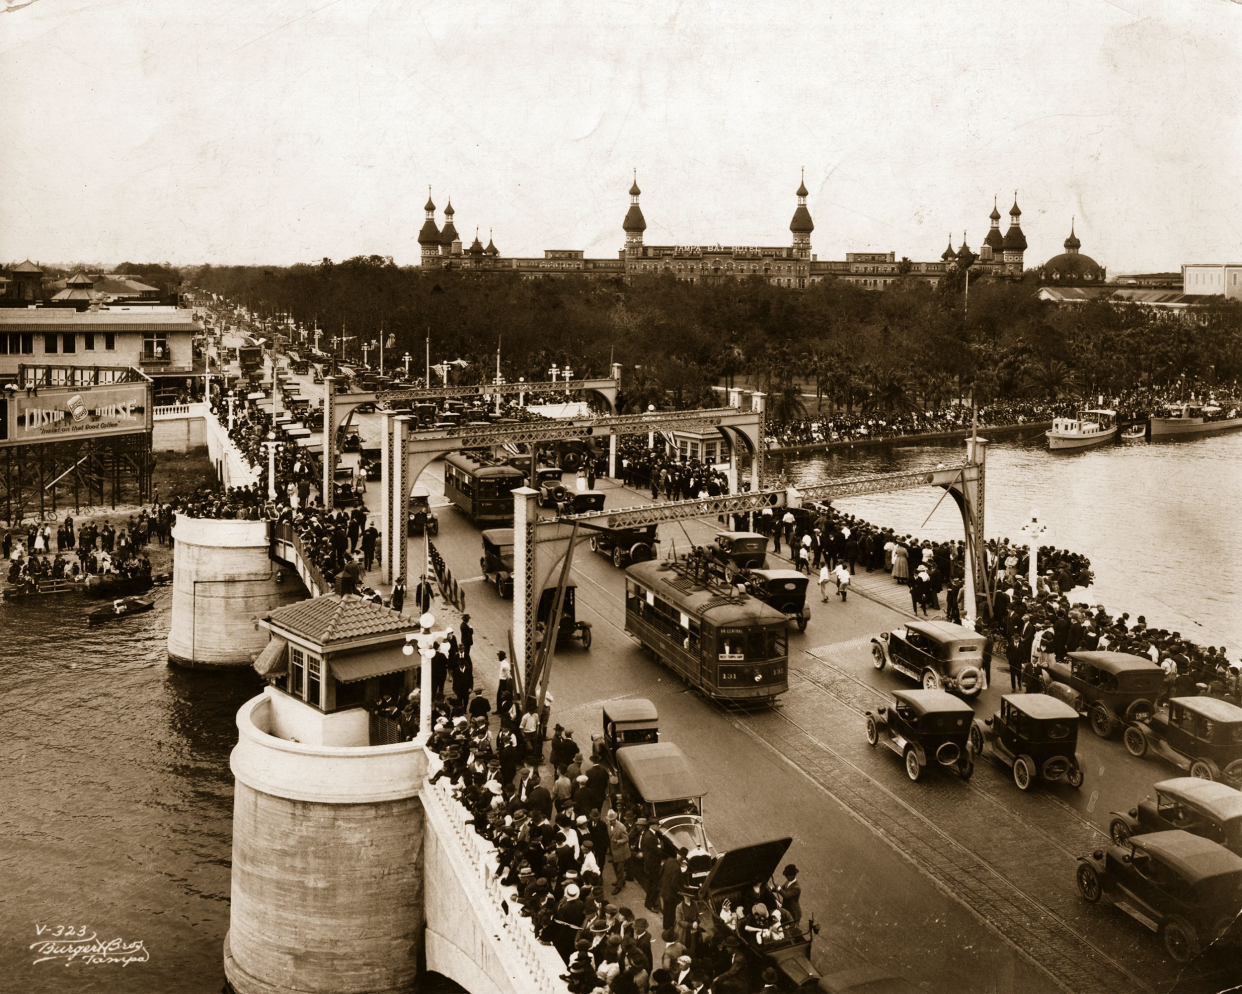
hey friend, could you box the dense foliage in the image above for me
[190,256,1242,414]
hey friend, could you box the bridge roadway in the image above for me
[386,467,1235,994]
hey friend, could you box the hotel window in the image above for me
[290,647,305,697]
[307,655,322,707]
[84,333,95,350]
[21,333,33,354]
[0,335,6,354]
[104,333,115,350]
[44,333,58,354]
[62,333,75,354]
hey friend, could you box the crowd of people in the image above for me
[616,438,731,501]
[4,510,164,589]
[424,690,801,993]
[766,401,1075,449]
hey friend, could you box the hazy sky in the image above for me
[2,0,1239,272]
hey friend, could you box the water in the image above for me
[2,432,1238,993]
[771,428,1242,652]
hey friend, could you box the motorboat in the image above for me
[87,596,155,624]
[1046,410,1118,451]
[1148,403,1242,439]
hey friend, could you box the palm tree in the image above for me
[864,370,919,413]
[1022,359,1081,400]
[767,384,807,424]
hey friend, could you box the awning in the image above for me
[253,636,288,678]
[330,650,414,685]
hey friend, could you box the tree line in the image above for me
[188,255,1242,418]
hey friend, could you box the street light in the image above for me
[1020,507,1047,592]
[548,363,560,383]
[264,430,280,501]
[402,352,412,377]
[403,612,453,740]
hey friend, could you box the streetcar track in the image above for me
[704,688,1158,994]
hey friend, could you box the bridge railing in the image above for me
[269,521,329,597]
[421,758,570,994]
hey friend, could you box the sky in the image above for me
[1,0,1240,273]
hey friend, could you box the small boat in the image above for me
[1046,409,1118,451]
[82,573,155,600]
[1120,425,1147,442]
[1148,403,1242,439]
[88,596,155,624]
[2,577,79,600]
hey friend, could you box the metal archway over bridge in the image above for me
[379,404,766,585]
[319,370,622,511]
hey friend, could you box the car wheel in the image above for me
[865,716,878,746]
[1190,759,1214,781]
[958,757,974,780]
[871,644,886,670]
[1076,863,1102,903]
[1013,756,1034,791]
[904,748,922,782]
[969,723,984,758]
[496,576,506,597]
[1161,917,1200,964]
[612,547,624,569]
[581,627,592,651]
[1066,766,1084,789]
[1211,915,1237,943]
[1109,819,1132,846]
[1224,760,1242,785]
[589,535,599,553]
[922,669,941,691]
[1090,704,1114,738]
[796,618,808,632]
[1123,725,1148,758]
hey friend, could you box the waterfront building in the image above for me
[0,305,200,401]
[1182,262,1242,300]
[0,259,44,305]
[415,178,1036,290]
[48,271,162,307]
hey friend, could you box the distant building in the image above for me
[0,306,200,399]
[1,260,45,306]
[1182,263,1242,301]
[415,177,1031,290]
[1038,221,1106,285]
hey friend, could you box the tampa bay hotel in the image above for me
[414,173,1032,290]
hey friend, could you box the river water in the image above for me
[2,430,1239,992]
[771,427,1242,652]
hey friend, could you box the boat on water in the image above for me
[83,573,155,600]
[87,596,155,624]
[1148,403,1242,440]
[1120,425,1147,442]
[1046,409,1118,451]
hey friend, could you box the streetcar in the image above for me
[443,451,526,524]
[624,558,788,702]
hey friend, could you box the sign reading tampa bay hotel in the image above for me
[0,381,152,447]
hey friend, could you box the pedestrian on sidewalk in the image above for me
[818,564,832,602]
[460,614,474,665]
[833,562,851,601]
[361,520,378,571]
[390,577,406,613]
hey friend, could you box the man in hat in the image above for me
[607,810,631,894]
[659,849,685,931]
[553,882,586,960]
[631,917,654,975]
[640,822,663,910]
[775,864,801,925]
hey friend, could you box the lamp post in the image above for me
[264,431,279,501]
[402,352,412,377]
[227,393,236,431]
[403,612,452,740]
[1020,508,1047,592]
[382,332,395,377]
[518,376,525,407]
[648,403,656,449]
[548,363,560,383]
[361,343,371,368]
[563,365,574,383]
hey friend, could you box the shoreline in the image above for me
[767,420,1053,455]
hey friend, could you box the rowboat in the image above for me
[1046,410,1118,451]
[87,596,155,624]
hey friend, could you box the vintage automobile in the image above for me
[710,531,769,571]
[970,694,1084,790]
[479,528,515,597]
[533,466,568,508]
[693,836,822,991]
[1075,830,1242,963]
[1038,650,1163,737]
[533,582,593,651]
[865,689,975,781]
[1108,777,1242,854]
[406,484,439,536]
[870,620,987,697]
[340,429,362,452]
[586,522,658,569]
[753,569,811,632]
[601,698,660,751]
[614,741,713,858]
[555,490,606,516]
[1123,696,1242,786]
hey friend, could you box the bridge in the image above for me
[268,521,329,597]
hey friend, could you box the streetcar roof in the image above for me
[1067,651,1160,674]
[616,742,705,801]
[625,560,788,625]
[444,452,525,476]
